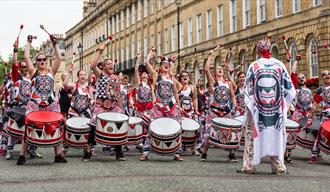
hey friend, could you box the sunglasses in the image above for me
[298,76,305,80]
[20,65,27,69]
[37,58,47,62]
[322,72,330,77]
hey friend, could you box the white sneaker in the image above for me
[6,150,13,160]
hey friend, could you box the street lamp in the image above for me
[176,0,181,73]
[77,42,83,69]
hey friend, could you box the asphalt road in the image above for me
[0,145,330,192]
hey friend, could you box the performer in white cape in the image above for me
[241,40,296,174]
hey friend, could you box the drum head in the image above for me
[234,116,244,123]
[129,117,143,124]
[97,112,128,122]
[182,117,200,131]
[286,119,300,129]
[212,118,242,128]
[26,111,63,123]
[150,118,180,136]
[322,121,330,131]
[66,117,90,129]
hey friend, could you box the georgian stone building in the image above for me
[65,0,329,84]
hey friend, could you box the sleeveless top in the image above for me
[179,85,194,112]
[295,86,313,111]
[120,84,129,114]
[31,71,55,106]
[210,80,232,112]
[14,75,32,106]
[134,81,153,112]
[5,79,15,108]
[235,86,245,112]
[155,75,176,110]
[70,83,91,114]
[95,72,121,101]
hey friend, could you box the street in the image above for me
[0,146,329,192]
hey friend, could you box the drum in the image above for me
[181,117,200,148]
[285,119,300,150]
[25,111,64,148]
[95,112,129,145]
[209,118,242,149]
[149,118,181,155]
[141,109,153,127]
[6,108,26,138]
[64,117,91,148]
[234,115,245,146]
[319,120,330,155]
[127,117,143,145]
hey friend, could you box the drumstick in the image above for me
[39,24,52,36]
[17,24,24,40]
[105,35,113,45]
[282,35,289,51]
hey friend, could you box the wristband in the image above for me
[13,48,18,53]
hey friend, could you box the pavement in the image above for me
[0,145,330,192]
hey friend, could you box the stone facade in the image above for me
[65,0,330,84]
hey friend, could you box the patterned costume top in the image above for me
[155,75,176,112]
[179,85,194,113]
[209,80,232,113]
[31,71,55,107]
[70,83,91,114]
[235,85,245,115]
[95,73,120,101]
[294,87,313,112]
[314,85,330,120]
[120,84,130,115]
[244,57,296,165]
[133,81,153,112]
[4,79,15,108]
[13,75,32,106]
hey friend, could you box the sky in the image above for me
[0,0,83,60]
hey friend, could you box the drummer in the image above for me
[16,34,67,165]
[177,70,201,155]
[308,70,330,163]
[86,41,125,161]
[234,72,246,117]
[62,68,94,160]
[201,49,237,162]
[142,47,184,161]
[6,39,41,160]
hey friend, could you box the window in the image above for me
[206,10,212,40]
[121,48,124,65]
[116,13,119,33]
[151,0,155,15]
[309,37,319,77]
[196,14,202,44]
[157,32,162,53]
[179,22,184,48]
[110,16,114,35]
[275,0,282,17]
[138,0,142,21]
[144,0,149,18]
[131,42,135,58]
[121,10,125,31]
[217,5,224,37]
[292,0,300,13]
[158,0,162,10]
[171,25,176,51]
[257,0,266,23]
[132,3,136,24]
[194,61,200,84]
[242,0,250,28]
[126,6,130,28]
[126,46,130,62]
[188,18,193,46]
[164,29,168,53]
[230,0,237,33]
[116,50,119,63]
[144,37,149,53]
[313,0,321,6]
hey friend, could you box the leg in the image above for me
[54,145,67,163]
[271,156,287,174]
[6,136,15,160]
[309,128,322,163]
[17,140,29,165]
[241,110,256,173]
[115,145,125,161]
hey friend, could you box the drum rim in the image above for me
[211,117,242,128]
[182,117,200,131]
[129,117,143,124]
[149,117,181,135]
[286,119,300,128]
[66,117,91,129]
[96,112,129,122]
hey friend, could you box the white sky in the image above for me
[0,0,83,60]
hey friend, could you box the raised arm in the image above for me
[205,50,215,89]
[229,81,237,108]
[50,35,62,76]
[91,41,106,78]
[63,70,75,90]
[192,85,199,115]
[145,48,157,82]
[134,52,142,87]
[24,35,36,77]
[12,39,19,83]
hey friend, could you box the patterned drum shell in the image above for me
[96,112,129,146]
[285,119,300,150]
[181,117,200,148]
[65,117,91,148]
[319,120,330,155]
[234,116,245,146]
[6,108,26,138]
[25,111,64,148]
[209,118,242,149]
[149,118,181,155]
[127,117,143,145]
